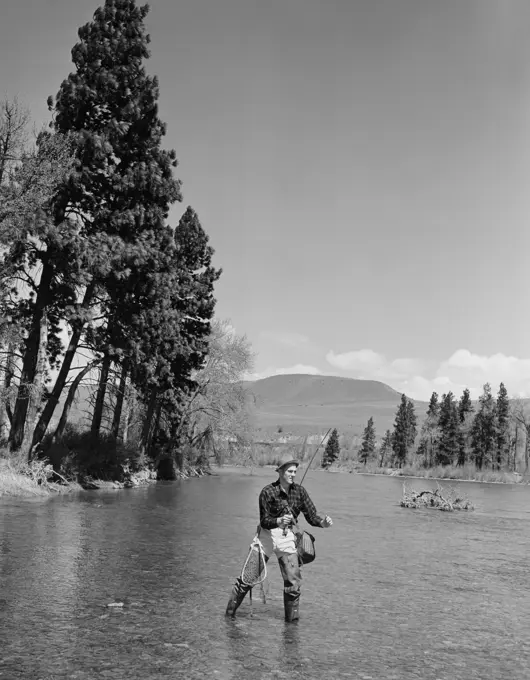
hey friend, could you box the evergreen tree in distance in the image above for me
[379,429,393,467]
[458,388,473,423]
[457,387,474,466]
[359,416,376,465]
[418,391,440,467]
[495,382,510,470]
[471,383,497,470]
[437,392,460,465]
[392,394,417,467]
[322,428,340,468]
[405,398,417,449]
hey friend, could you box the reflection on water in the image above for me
[1,470,530,679]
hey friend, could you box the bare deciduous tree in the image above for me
[0,96,30,185]
[178,319,255,461]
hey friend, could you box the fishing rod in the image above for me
[281,427,333,536]
[298,427,332,487]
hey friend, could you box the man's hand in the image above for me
[277,514,293,528]
[321,515,333,528]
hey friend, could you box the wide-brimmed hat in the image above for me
[275,457,300,473]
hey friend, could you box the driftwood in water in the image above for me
[401,482,474,512]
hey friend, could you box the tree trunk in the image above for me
[31,282,96,449]
[524,425,530,474]
[122,393,133,445]
[23,311,48,460]
[9,261,54,451]
[140,387,158,455]
[0,347,16,441]
[110,360,128,440]
[91,353,111,440]
[53,360,101,442]
[150,401,164,458]
[512,424,518,472]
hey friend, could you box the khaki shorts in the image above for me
[259,526,297,557]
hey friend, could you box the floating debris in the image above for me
[401,481,474,512]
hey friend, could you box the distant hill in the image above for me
[51,372,427,442]
[245,374,427,438]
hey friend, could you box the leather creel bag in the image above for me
[284,503,316,565]
[295,528,316,564]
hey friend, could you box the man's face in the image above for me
[280,465,298,486]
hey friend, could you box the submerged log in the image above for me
[401,482,474,511]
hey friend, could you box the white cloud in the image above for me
[325,347,530,401]
[326,350,430,383]
[326,349,385,374]
[436,349,530,399]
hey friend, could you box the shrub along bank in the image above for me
[0,428,212,497]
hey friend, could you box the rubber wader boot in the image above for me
[225,582,248,617]
[284,593,300,622]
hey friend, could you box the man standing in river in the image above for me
[225,457,333,622]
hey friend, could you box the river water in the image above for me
[1,467,529,679]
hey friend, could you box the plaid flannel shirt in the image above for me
[259,480,324,530]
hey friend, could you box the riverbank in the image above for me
[223,459,529,485]
[0,458,211,498]
[350,462,528,485]
[0,459,76,497]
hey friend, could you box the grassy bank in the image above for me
[0,432,211,497]
[226,445,529,485]
[351,462,527,484]
[0,457,80,497]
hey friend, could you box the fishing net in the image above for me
[240,537,267,587]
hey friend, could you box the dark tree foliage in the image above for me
[436,392,459,466]
[30,0,182,451]
[3,1,221,462]
[458,388,473,423]
[359,416,376,465]
[471,383,497,470]
[427,392,439,418]
[130,207,220,457]
[456,429,467,467]
[392,394,416,467]
[405,399,417,449]
[456,387,474,466]
[417,391,440,467]
[322,428,340,468]
[379,429,393,467]
[495,382,510,470]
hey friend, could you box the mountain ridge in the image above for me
[52,373,426,440]
[247,373,426,436]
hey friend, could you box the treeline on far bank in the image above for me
[0,1,253,486]
[319,383,530,476]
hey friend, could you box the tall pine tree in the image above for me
[20,0,185,454]
[322,428,340,468]
[456,388,474,466]
[458,388,473,423]
[471,383,497,469]
[379,429,393,467]
[437,392,459,466]
[418,391,440,467]
[392,394,416,467]
[495,382,510,470]
[359,416,376,465]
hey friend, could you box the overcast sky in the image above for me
[2,0,530,399]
